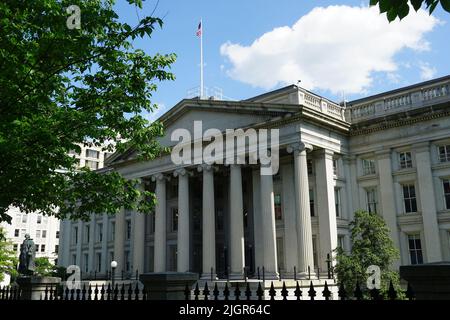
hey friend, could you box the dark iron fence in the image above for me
[0,280,415,301]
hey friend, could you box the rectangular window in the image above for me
[110,222,115,241]
[83,253,89,272]
[36,230,41,238]
[72,254,77,266]
[403,184,418,213]
[85,160,99,170]
[309,189,315,216]
[333,159,338,176]
[84,225,90,243]
[55,245,59,253]
[37,215,42,224]
[73,226,78,244]
[41,230,47,238]
[307,159,313,175]
[366,188,378,214]
[96,253,102,272]
[126,220,131,240]
[56,231,60,239]
[172,208,179,232]
[274,194,282,220]
[22,215,28,223]
[85,149,100,159]
[438,145,450,163]
[125,251,130,272]
[40,244,45,252]
[362,159,376,175]
[338,235,345,250]
[97,223,103,242]
[13,244,18,252]
[14,229,19,237]
[408,234,424,265]
[335,188,341,217]
[443,179,450,210]
[35,244,39,252]
[399,152,413,169]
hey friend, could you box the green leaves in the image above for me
[442,0,450,12]
[373,0,449,22]
[0,1,175,223]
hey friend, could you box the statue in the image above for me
[18,234,36,275]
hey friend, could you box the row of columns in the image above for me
[111,142,333,279]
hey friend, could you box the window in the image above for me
[56,231,60,239]
[73,226,78,244]
[333,159,338,176]
[85,149,99,159]
[14,229,19,237]
[126,220,131,240]
[41,230,47,238]
[172,208,179,231]
[83,253,89,272]
[110,222,115,241]
[338,235,345,250]
[438,145,450,163]
[97,223,103,242]
[37,215,42,224]
[443,179,450,210]
[35,245,39,252]
[96,253,102,272]
[366,188,378,214]
[362,159,376,175]
[307,159,313,175]
[55,245,59,253]
[72,254,77,266]
[335,188,341,217]
[274,194,282,220]
[403,184,417,213]
[408,234,423,265]
[84,225,90,243]
[21,215,28,223]
[309,189,315,216]
[125,251,130,272]
[40,244,45,252]
[13,244,18,252]
[36,230,41,238]
[85,160,99,170]
[399,152,413,169]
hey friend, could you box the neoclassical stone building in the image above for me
[58,75,450,281]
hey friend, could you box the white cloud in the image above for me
[143,103,168,122]
[220,5,439,94]
[419,61,437,80]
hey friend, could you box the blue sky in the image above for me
[115,0,450,118]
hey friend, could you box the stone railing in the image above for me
[299,89,345,121]
[347,79,450,123]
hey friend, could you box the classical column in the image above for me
[113,208,126,275]
[287,142,315,277]
[132,179,146,274]
[229,164,245,278]
[260,167,279,279]
[315,149,338,273]
[101,213,109,274]
[175,168,190,272]
[252,169,264,271]
[152,173,167,272]
[376,149,401,268]
[198,165,216,279]
[59,219,71,267]
[414,142,442,262]
[281,162,298,276]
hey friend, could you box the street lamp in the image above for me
[111,260,117,290]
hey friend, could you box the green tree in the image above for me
[0,228,18,282]
[334,210,401,297]
[0,0,176,224]
[370,0,450,22]
[34,257,55,277]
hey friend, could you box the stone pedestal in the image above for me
[400,262,450,300]
[139,272,198,300]
[16,276,61,300]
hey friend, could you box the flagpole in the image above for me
[200,18,204,99]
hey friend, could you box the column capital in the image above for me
[151,173,167,182]
[197,164,216,172]
[173,168,193,177]
[286,142,313,154]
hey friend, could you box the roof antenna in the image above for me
[297,80,302,86]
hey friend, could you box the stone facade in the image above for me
[58,76,450,280]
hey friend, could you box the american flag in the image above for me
[196,21,202,37]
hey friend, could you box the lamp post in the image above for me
[111,260,117,290]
